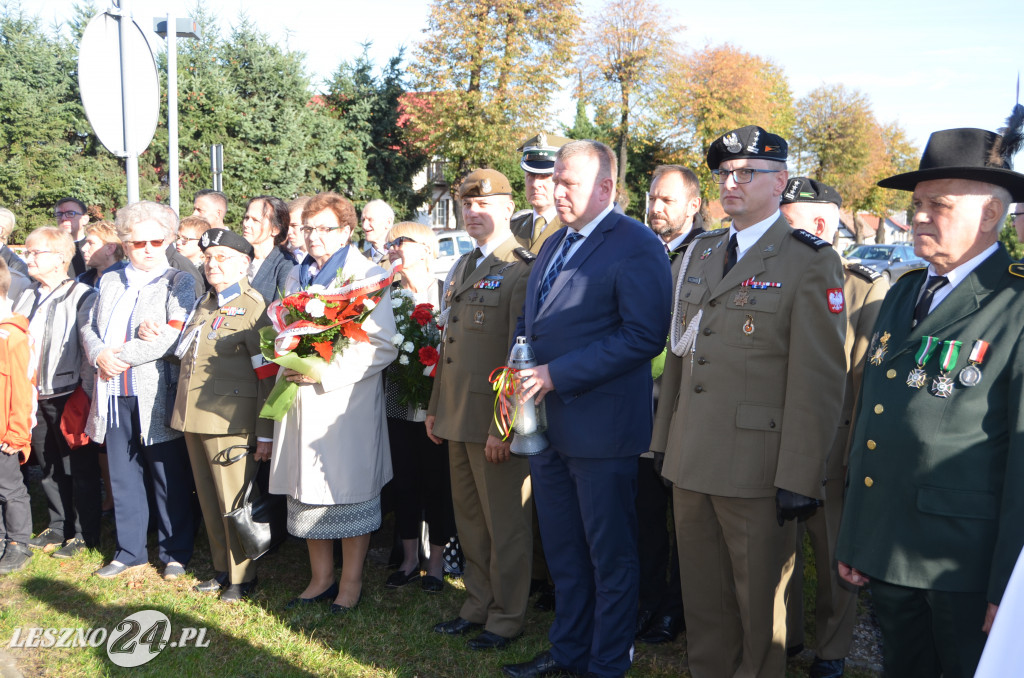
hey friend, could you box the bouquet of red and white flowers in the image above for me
[258,270,393,420]
[387,288,441,411]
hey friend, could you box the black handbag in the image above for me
[220,447,287,561]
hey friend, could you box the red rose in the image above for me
[411,303,434,326]
[418,346,439,366]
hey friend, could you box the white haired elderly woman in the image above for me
[81,201,197,579]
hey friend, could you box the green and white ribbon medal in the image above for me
[907,336,940,389]
[930,340,962,398]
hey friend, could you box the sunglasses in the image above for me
[125,239,165,250]
[385,236,422,249]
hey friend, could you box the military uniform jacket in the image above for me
[836,246,1024,604]
[650,216,847,499]
[169,279,275,440]
[428,234,531,444]
[827,259,889,478]
[511,211,563,254]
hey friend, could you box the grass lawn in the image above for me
[0,494,880,676]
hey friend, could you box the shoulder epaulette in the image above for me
[845,261,882,282]
[790,229,830,250]
[244,286,263,301]
[896,267,927,283]
[513,247,536,264]
[1010,263,1024,279]
[696,227,728,239]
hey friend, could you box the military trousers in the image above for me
[786,474,858,659]
[448,439,532,637]
[184,432,257,585]
[673,488,795,678]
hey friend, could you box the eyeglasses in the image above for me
[205,253,245,264]
[301,226,342,237]
[175,235,200,244]
[711,168,781,184]
[125,239,165,250]
[54,210,82,220]
[385,236,422,249]
[23,250,55,259]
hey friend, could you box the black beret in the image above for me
[707,125,788,170]
[199,228,254,258]
[781,177,843,208]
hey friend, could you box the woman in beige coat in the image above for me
[259,192,397,613]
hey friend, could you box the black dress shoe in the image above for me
[193,572,229,593]
[329,592,361,615]
[809,656,845,678]
[221,578,258,603]
[468,629,517,650]
[421,575,444,593]
[637,613,683,644]
[534,590,556,612]
[284,582,339,609]
[384,568,421,588]
[635,608,655,637]
[433,616,482,635]
[502,650,577,677]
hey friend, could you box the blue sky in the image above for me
[32,0,1024,150]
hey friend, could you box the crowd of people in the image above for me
[0,106,1023,678]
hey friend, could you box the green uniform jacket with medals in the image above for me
[829,259,890,477]
[836,246,1024,604]
[650,216,847,499]
[511,212,563,254]
[428,235,531,443]
[169,279,275,440]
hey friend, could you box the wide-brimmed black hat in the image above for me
[878,123,1024,201]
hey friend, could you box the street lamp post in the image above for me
[154,15,200,215]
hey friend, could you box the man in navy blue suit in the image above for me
[501,140,673,678]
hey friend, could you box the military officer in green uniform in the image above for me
[426,169,535,650]
[651,126,848,678]
[779,178,889,678]
[511,132,572,254]
[836,112,1024,678]
[169,228,277,603]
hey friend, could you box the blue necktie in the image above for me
[538,232,582,307]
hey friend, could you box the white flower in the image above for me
[391,333,405,346]
[363,298,376,311]
[307,284,327,293]
[402,341,415,353]
[391,297,402,309]
[398,355,410,365]
[305,298,326,318]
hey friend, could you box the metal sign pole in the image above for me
[167,9,179,215]
[116,0,140,204]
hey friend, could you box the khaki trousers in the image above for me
[674,488,795,678]
[448,440,533,637]
[786,475,858,659]
[184,432,256,585]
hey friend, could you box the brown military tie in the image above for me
[462,247,482,282]
[533,216,547,242]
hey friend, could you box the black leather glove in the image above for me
[775,488,822,527]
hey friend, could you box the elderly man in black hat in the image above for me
[511,133,572,254]
[836,108,1024,678]
[650,125,848,678]
[780,178,889,678]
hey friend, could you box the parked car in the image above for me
[844,243,926,281]
[433,229,474,280]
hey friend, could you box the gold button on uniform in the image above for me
[874,404,884,414]
[864,477,874,487]
[886,369,897,379]
[866,440,877,450]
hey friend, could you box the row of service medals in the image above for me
[905,337,988,397]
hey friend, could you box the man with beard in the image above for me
[635,164,704,645]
